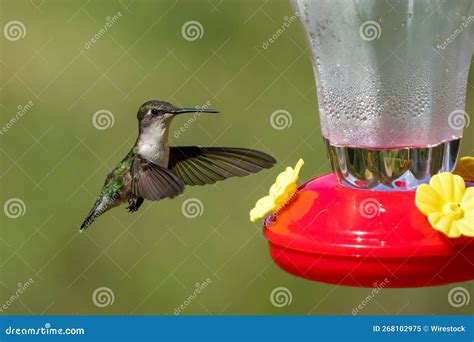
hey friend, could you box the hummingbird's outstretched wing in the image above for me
[168,147,276,186]
[131,155,185,200]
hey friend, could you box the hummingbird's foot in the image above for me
[127,198,136,212]
[127,197,144,212]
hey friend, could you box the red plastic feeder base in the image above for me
[263,173,474,288]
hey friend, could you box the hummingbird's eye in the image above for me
[151,109,159,115]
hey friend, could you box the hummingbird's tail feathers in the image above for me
[80,211,96,232]
[80,196,116,232]
[168,146,276,186]
[131,156,185,201]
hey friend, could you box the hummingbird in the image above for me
[80,100,276,231]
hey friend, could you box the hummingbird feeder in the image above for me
[258,0,474,287]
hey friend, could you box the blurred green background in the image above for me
[0,0,473,315]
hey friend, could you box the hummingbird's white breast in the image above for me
[137,120,170,167]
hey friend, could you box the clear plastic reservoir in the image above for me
[293,0,473,148]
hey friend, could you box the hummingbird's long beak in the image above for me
[173,108,220,115]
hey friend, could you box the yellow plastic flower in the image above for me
[453,156,474,182]
[415,172,474,238]
[250,159,304,222]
